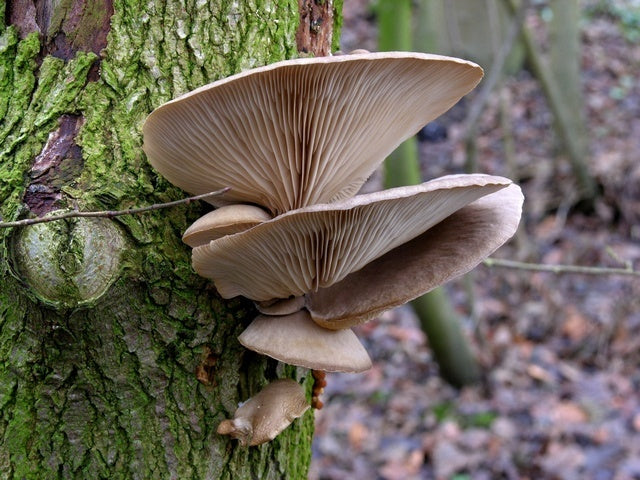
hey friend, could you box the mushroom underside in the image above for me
[192,174,512,302]
[306,183,523,329]
[242,183,523,330]
[143,52,483,214]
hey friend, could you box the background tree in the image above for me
[0,1,339,477]
[376,0,480,387]
[415,0,595,201]
[373,0,597,387]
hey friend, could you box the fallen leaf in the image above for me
[551,401,589,424]
[348,421,368,452]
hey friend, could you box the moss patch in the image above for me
[0,1,319,478]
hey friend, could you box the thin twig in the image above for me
[483,257,640,277]
[0,187,230,229]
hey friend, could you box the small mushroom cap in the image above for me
[238,310,372,373]
[307,183,524,329]
[143,52,483,215]
[182,204,272,247]
[192,174,511,301]
[217,379,309,446]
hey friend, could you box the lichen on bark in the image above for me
[0,1,331,478]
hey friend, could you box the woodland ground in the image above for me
[310,2,640,479]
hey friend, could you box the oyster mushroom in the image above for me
[143,51,483,215]
[192,175,522,368]
[306,181,524,329]
[143,51,523,374]
[182,204,272,247]
[217,379,310,446]
[238,310,372,373]
[192,175,519,301]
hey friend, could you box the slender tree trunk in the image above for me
[0,1,338,478]
[377,0,480,388]
[550,0,591,194]
[504,0,596,202]
[377,0,421,188]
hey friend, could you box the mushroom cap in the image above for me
[182,204,272,247]
[238,310,372,372]
[193,174,512,302]
[307,183,524,329]
[143,52,483,215]
[217,378,309,446]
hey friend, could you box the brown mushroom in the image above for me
[192,174,516,301]
[306,183,524,329]
[143,52,483,215]
[238,310,372,373]
[144,51,523,375]
[188,174,521,370]
[217,379,309,446]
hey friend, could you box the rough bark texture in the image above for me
[295,0,340,56]
[0,1,336,478]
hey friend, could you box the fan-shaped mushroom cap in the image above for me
[182,204,271,247]
[193,174,512,302]
[238,310,372,372]
[143,52,483,215]
[217,379,309,446]
[307,183,524,329]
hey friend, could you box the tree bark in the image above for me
[0,1,338,478]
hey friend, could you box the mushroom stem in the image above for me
[216,418,253,444]
[255,296,305,316]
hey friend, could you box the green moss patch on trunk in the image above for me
[0,1,318,478]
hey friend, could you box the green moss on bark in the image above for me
[0,1,322,478]
[332,0,344,51]
[0,29,95,241]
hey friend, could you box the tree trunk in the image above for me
[413,0,523,75]
[377,0,421,188]
[0,1,338,478]
[504,0,596,202]
[376,0,480,388]
[549,0,591,196]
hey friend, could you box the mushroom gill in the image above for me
[192,174,512,301]
[143,52,483,215]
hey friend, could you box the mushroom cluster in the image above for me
[143,51,523,374]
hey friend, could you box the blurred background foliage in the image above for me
[311,1,640,478]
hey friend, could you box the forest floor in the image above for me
[310,2,640,479]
